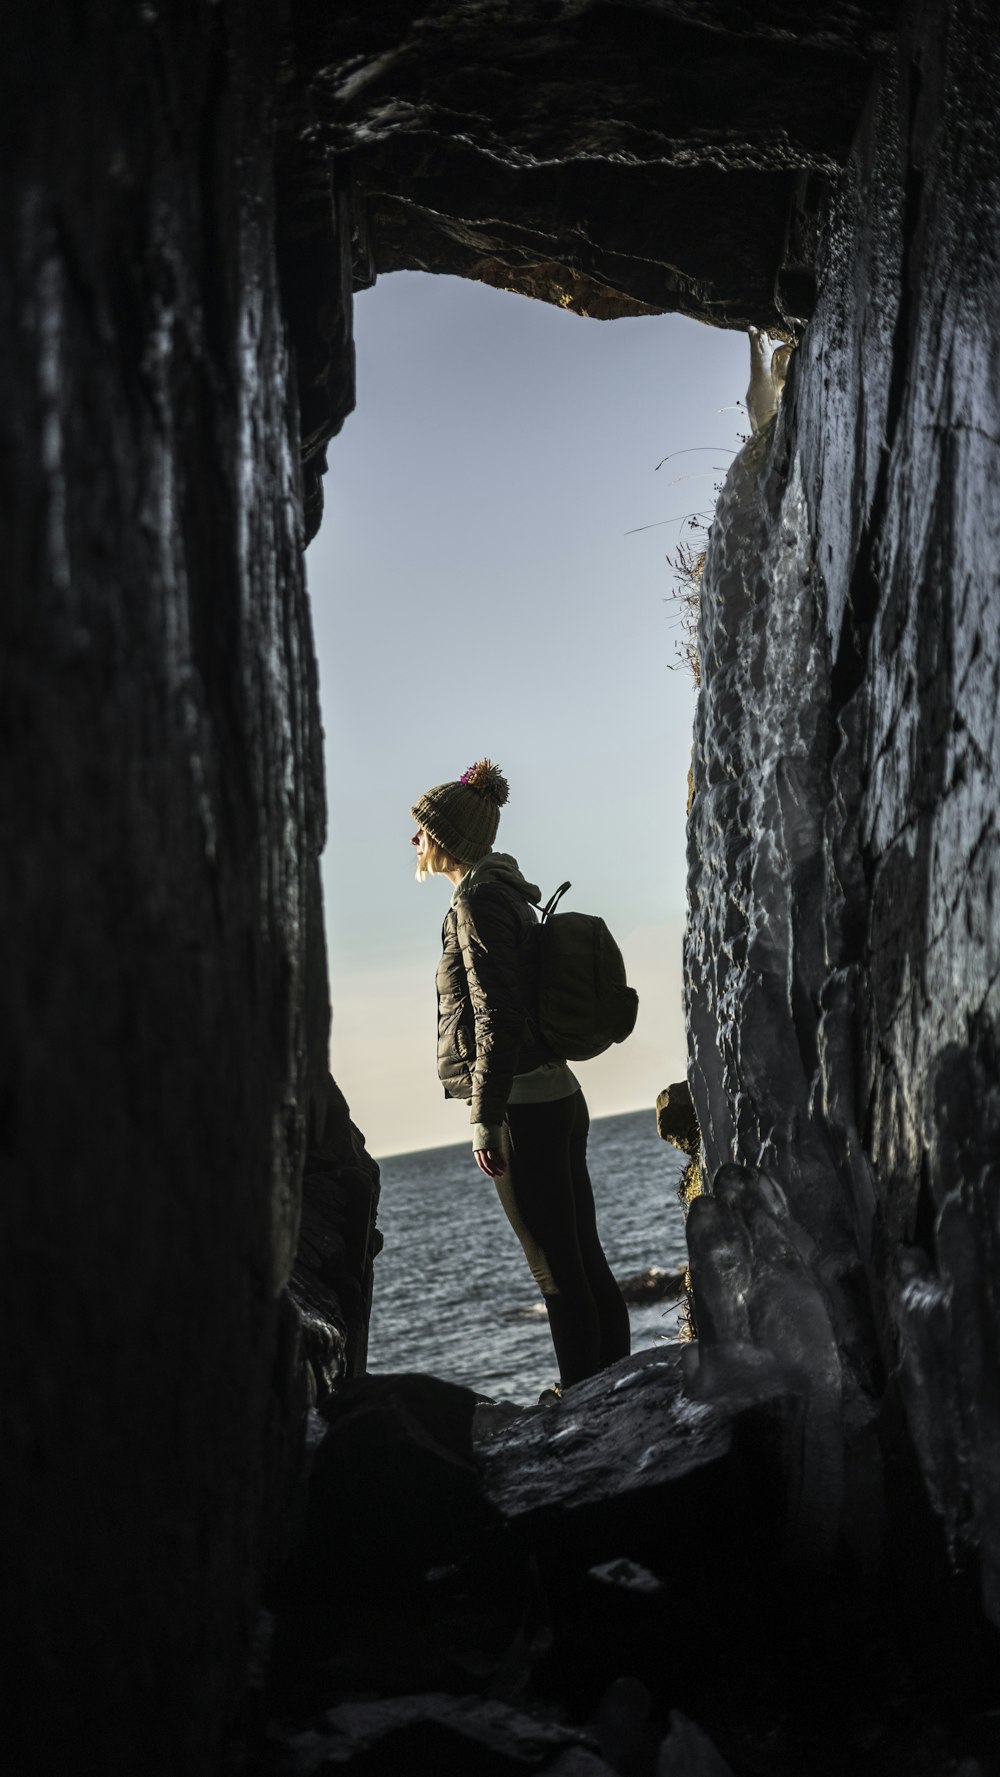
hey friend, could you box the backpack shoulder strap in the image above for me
[538,880,572,923]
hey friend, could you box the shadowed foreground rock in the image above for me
[273,1695,617,1777]
[260,1351,997,1775]
[271,1693,739,1776]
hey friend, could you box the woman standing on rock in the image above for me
[411,758,630,1393]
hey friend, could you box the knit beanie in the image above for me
[411,759,509,866]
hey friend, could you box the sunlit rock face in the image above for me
[687,0,1000,1616]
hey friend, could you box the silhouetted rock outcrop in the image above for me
[290,1074,382,1401]
[655,1081,699,1158]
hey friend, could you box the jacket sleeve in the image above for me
[455,884,528,1146]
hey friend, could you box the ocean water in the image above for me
[367,1106,690,1404]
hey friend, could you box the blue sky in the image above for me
[306,271,748,1156]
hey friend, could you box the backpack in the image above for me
[531,882,639,1062]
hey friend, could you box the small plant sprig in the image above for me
[665,524,709,687]
[628,444,737,689]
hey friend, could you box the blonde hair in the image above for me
[415,830,461,882]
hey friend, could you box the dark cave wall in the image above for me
[686,0,1000,1607]
[0,5,343,1767]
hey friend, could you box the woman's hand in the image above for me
[474,1148,507,1179]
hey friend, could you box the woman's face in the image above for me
[412,826,437,880]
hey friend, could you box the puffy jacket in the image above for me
[436,853,550,1140]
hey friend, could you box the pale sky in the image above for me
[306,272,748,1157]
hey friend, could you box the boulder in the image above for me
[616,1268,686,1307]
[273,1693,615,1776]
[657,1712,736,1777]
[655,1083,700,1158]
[268,1373,523,1708]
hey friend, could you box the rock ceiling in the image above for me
[289,0,896,327]
[278,1,896,529]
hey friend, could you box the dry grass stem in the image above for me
[665,532,707,686]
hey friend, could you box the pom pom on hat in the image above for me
[458,759,509,806]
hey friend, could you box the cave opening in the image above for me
[304,267,747,1394]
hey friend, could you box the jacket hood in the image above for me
[452,851,541,906]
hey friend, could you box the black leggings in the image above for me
[500,1091,630,1387]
